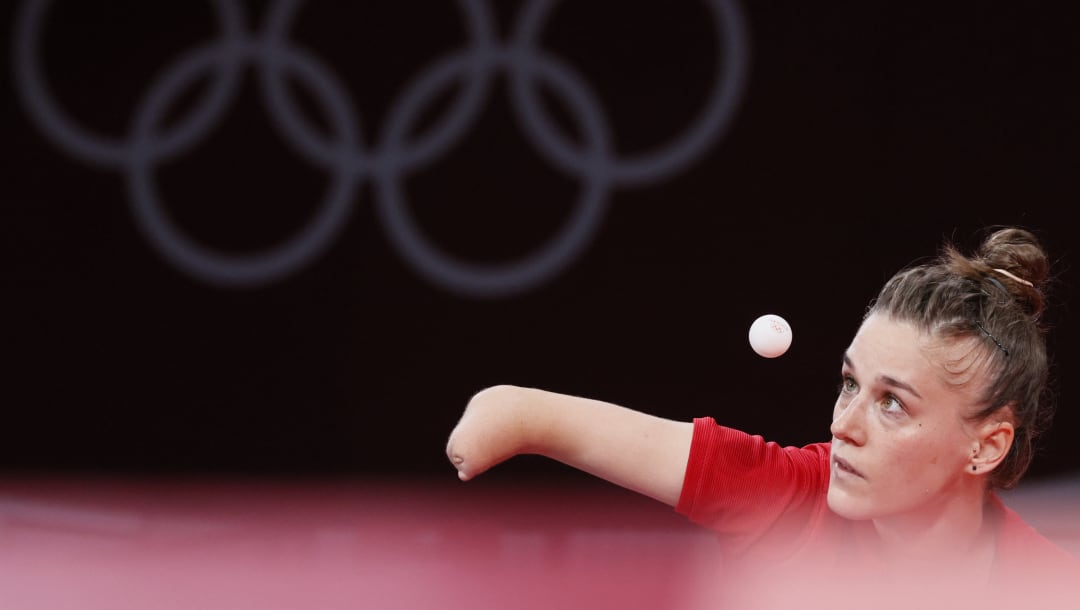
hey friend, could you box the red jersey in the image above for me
[675,417,1080,609]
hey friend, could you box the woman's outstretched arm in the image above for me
[446,385,693,507]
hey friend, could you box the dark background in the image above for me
[5,1,1079,484]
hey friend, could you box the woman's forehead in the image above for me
[850,313,992,392]
[848,314,932,371]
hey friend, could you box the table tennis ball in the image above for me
[749,314,792,358]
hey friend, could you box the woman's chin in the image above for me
[826,484,875,520]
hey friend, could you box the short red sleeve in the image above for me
[675,417,833,554]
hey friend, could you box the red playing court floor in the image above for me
[1,475,1078,609]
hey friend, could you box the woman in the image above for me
[446,227,1080,607]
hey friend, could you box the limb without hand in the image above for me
[445,385,693,507]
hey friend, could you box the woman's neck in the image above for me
[871,489,997,583]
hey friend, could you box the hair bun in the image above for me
[977,227,1048,317]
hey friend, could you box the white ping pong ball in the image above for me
[748,314,792,358]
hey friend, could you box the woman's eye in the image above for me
[881,395,904,414]
[839,376,857,394]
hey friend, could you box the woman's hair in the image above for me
[867,227,1053,490]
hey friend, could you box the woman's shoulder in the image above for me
[989,493,1080,598]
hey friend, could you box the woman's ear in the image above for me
[969,411,1015,475]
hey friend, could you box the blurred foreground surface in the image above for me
[1,474,1077,610]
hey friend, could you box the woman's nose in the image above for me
[830,397,867,446]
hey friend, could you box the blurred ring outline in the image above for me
[14,0,748,297]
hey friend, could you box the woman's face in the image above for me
[826,312,990,520]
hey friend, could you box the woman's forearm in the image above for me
[446,385,693,507]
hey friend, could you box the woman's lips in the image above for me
[833,455,865,479]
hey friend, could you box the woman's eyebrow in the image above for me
[879,374,922,399]
[842,354,923,399]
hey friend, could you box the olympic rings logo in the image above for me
[14,0,748,298]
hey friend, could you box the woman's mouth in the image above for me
[832,455,865,479]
